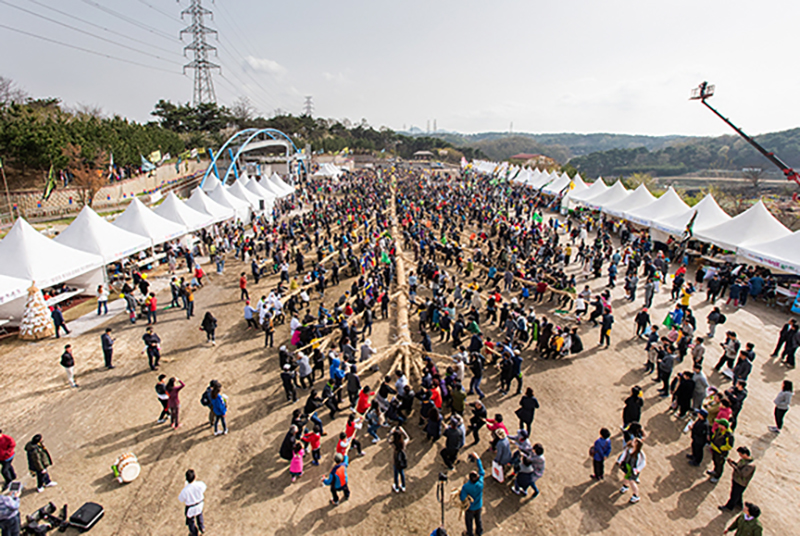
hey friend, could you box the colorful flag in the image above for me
[42,164,56,201]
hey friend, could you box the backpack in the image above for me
[200,388,212,407]
[717,314,727,325]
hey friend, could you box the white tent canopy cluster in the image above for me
[470,160,799,276]
[0,183,259,323]
[313,163,344,178]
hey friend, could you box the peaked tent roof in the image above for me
[602,183,656,218]
[208,183,251,222]
[543,174,571,195]
[582,180,629,210]
[738,231,800,275]
[258,177,285,198]
[270,173,294,194]
[245,179,277,205]
[228,180,264,211]
[202,173,221,193]
[568,177,609,204]
[625,187,689,226]
[153,192,215,232]
[695,200,791,252]
[0,274,32,306]
[655,194,731,236]
[54,205,151,264]
[113,198,187,246]
[186,188,235,223]
[0,218,104,288]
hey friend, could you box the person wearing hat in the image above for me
[687,408,710,466]
[708,418,735,483]
[724,502,763,536]
[720,446,756,511]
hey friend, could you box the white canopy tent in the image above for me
[202,173,221,193]
[0,274,31,307]
[245,180,277,209]
[567,177,609,205]
[582,180,629,210]
[738,231,800,275]
[257,177,285,198]
[695,200,791,252]
[602,183,656,219]
[625,187,690,227]
[270,173,294,195]
[154,192,215,232]
[54,206,151,264]
[654,194,731,236]
[208,183,252,222]
[542,174,571,196]
[0,218,104,289]
[113,198,188,246]
[228,180,265,212]
[186,188,236,223]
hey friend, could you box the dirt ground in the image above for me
[1,223,798,536]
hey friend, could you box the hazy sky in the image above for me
[1,0,797,136]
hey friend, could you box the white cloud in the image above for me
[244,56,287,77]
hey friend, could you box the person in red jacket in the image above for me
[356,386,374,414]
[146,293,158,325]
[0,429,16,490]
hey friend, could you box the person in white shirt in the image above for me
[178,469,207,536]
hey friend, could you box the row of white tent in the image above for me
[473,160,800,276]
[313,163,345,178]
[0,173,296,322]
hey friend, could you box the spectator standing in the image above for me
[515,388,539,435]
[322,452,350,506]
[0,430,16,491]
[167,377,185,429]
[724,503,763,536]
[96,284,109,315]
[51,305,70,338]
[201,312,218,345]
[101,328,115,369]
[178,469,206,536]
[768,380,793,433]
[60,344,78,388]
[24,434,57,493]
[719,447,756,512]
[617,437,646,504]
[459,453,485,536]
[687,408,710,466]
[390,426,410,493]
[590,428,612,481]
[155,375,170,424]
[143,327,162,371]
[0,484,21,536]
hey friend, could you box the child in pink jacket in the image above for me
[290,443,305,483]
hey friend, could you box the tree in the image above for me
[230,96,255,127]
[742,167,764,189]
[62,143,108,207]
[0,76,27,108]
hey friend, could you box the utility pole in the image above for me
[303,96,314,117]
[433,119,437,133]
[180,0,220,106]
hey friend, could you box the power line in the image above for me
[0,22,180,74]
[23,0,181,57]
[136,0,182,22]
[77,0,176,42]
[0,0,180,65]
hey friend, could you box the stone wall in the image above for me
[4,160,209,221]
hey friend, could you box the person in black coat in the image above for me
[673,371,696,418]
[623,386,643,427]
[515,388,540,435]
[279,426,297,462]
[687,409,710,466]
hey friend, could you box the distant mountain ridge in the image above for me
[401,128,800,178]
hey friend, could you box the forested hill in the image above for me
[413,131,689,161]
[568,128,800,178]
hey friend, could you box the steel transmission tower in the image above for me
[180,0,220,105]
[303,96,314,116]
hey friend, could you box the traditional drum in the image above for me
[113,452,141,483]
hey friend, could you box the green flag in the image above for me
[42,164,56,201]
[380,251,391,264]
[533,213,543,223]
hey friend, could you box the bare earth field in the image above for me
[1,234,798,536]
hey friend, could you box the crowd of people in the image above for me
[5,164,792,536]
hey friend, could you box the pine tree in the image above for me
[19,282,55,340]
